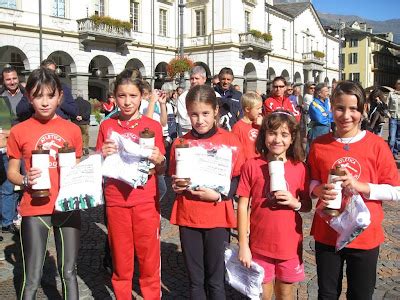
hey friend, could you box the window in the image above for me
[341,73,346,81]
[130,0,139,31]
[244,11,251,32]
[350,38,358,47]
[53,0,65,17]
[195,9,206,36]
[295,34,298,52]
[349,73,360,82]
[340,53,345,68]
[349,53,358,64]
[282,29,286,49]
[95,0,104,16]
[0,0,16,8]
[159,9,167,36]
[302,36,305,53]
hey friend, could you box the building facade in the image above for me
[341,21,400,88]
[0,0,339,100]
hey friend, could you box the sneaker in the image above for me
[2,224,19,234]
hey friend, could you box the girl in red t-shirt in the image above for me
[237,110,311,300]
[7,68,83,299]
[96,70,166,299]
[308,81,399,299]
[169,84,244,299]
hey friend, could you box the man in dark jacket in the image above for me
[72,92,91,155]
[16,58,77,121]
[214,67,243,131]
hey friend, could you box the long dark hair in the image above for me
[256,110,304,162]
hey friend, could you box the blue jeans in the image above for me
[388,118,400,155]
[0,153,19,226]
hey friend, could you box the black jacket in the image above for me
[214,85,243,131]
[72,97,91,125]
[16,83,77,121]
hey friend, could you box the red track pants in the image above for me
[107,202,161,300]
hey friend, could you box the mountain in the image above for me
[317,13,400,44]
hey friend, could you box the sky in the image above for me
[312,0,399,21]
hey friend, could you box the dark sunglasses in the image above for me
[273,85,285,89]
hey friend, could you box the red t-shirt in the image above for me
[232,119,259,160]
[237,157,310,260]
[308,131,399,250]
[7,117,83,217]
[96,116,165,207]
[264,96,301,122]
[169,128,245,228]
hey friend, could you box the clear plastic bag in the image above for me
[317,192,371,251]
[224,243,264,299]
[102,131,151,188]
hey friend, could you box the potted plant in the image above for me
[313,50,325,59]
[167,57,194,78]
[89,15,133,31]
[262,32,273,42]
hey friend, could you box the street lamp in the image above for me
[325,28,332,82]
[335,21,346,80]
[178,0,185,88]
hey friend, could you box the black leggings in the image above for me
[179,226,230,300]
[19,211,81,300]
[315,241,379,300]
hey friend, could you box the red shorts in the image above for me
[252,252,305,284]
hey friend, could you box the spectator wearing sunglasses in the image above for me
[264,76,300,122]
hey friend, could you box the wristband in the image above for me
[22,175,29,188]
[293,202,302,211]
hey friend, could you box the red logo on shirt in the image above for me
[332,157,361,179]
[36,133,66,168]
[121,132,140,143]
[248,128,259,142]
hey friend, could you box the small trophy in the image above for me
[58,142,76,187]
[140,128,155,169]
[268,157,287,192]
[31,145,50,198]
[175,139,191,188]
[324,165,346,217]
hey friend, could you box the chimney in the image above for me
[367,27,373,33]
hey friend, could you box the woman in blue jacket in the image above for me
[307,83,333,154]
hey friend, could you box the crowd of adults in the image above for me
[0,59,399,299]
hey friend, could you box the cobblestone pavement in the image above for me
[1,126,399,299]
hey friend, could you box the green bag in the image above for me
[0,96,13,130]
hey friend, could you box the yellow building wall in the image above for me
[342,36,376,88]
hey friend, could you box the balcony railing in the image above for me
[77,18,132,41]
[239,32,272,53]
[302,52,324,65]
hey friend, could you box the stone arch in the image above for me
[88,55,115,101]
[125,58,146,77]
[281,69,290,82]
[293,72,302,84]
[47,50,77,87]
[243,62,257,92]
[154,61,169,90]
[0,45,30,76]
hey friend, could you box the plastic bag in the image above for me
[55,154,103,211]
[317,193,371,251]
[224,243,264,299]
[102,131,151,188]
